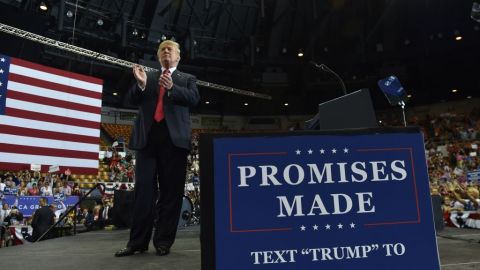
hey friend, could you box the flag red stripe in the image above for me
[0,143,98,160]
[11,58,103,85]
[8,73,102,100]
[7,90,101,114]
[5,108,100,129]
[0,162,98,175]
[0,124,99,144]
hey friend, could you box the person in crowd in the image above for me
[62,181,72,196]
[115,39,200,257]
[0,178,6,192]
[41,178,53,196]
[0,203,10,248]
[84,208,94,230]
[87,201,105,231]
[31,197,55,241]
[4,206,24,226]
[18,181,28,196]
[28,183,40,196]
[0,203,10,223]
[72,183,82,196]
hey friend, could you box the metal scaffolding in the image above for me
[0,23,271,100]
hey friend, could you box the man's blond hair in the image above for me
[158,40,181,54]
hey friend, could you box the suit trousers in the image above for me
[127,120,188,249]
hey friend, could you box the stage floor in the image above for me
[1,226,480,269]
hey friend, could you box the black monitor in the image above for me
[305,89,378,130]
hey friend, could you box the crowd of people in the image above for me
[421,109,480,228]
[0,171,82,197]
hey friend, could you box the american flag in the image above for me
[0,54,102,175]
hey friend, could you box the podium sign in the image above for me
[200,128,440,270]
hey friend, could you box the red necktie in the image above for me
[154,69,170,122]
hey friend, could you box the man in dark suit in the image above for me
[31,197,54,241]
[115,40,200,257]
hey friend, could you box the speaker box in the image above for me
[113,190,134,228]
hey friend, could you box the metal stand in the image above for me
[399,101,407,127]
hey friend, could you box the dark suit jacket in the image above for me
[126,69,200,150]
[31,206,54,241]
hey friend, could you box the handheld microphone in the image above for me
[310,61,347,96]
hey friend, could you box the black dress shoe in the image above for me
[114,247,148,257]
[155,246,170,256]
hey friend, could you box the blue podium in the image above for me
[200,127,440,270]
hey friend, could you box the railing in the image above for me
[35,183,105,242]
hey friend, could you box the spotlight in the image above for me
[297,49,304,57]
[454,30,462,41]
[244,102,249,106]
[66,10,73,18]
[161,35,167,41]
[205,101,210,104]
[39,1,47,11]
[452,89,458,93]
[132,28,138,36]
[284,103,289,106]
[113,92,118,96]
[97,19,104,26]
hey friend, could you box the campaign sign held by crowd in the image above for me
[200,127,439,270]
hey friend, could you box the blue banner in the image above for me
[467,169,480,182]
[212,131,439,269]
[3,187,18,195]
[2,195,79,217]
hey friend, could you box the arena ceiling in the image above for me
[0,0,479,116]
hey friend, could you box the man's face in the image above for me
[157,43,180,68]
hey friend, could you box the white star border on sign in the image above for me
[293,147,351,155]
[298,222,357,231]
